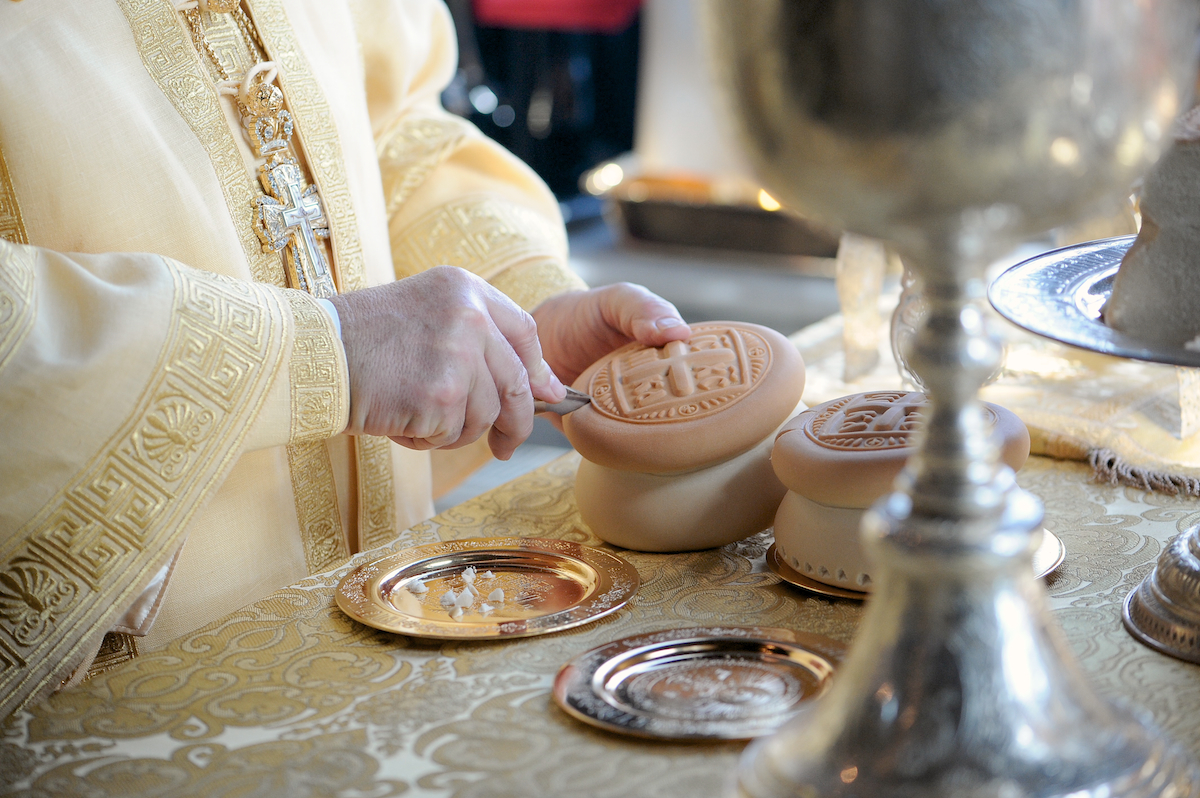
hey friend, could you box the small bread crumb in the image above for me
[439,589,457,608]
[455,590,474,609]
[462,566,477,584]
[408,577,427,594]
[450,606,464,619]
[480,602,494,614]
[487,588,504,603]
[481,570,495,580]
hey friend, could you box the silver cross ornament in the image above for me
[255,159,335,298]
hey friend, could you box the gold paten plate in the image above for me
[336,537,639,639]
[553,626,846,740]
[766,529,1066,601]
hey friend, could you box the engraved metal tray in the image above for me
[988,235,1200,367]
[553,626,847,740]
[766,529,1065,601]
[336,537,639,640]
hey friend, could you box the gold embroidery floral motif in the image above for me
[287,440,351,574]
[0,240,36,374]
[0,263,287,719]
[377,114,469,216]
[391,195,566,283]
[355,435,397,552]
[0,141,28,245]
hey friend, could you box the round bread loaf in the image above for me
[773,491,871,590]
[573,426,787,552]
[771,390,1030,509]
[562,321,806,474]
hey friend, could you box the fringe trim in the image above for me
[1088,447,1200,497]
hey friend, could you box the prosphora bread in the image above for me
[771,390,1030,590]
[563,322,806,551]
[1104,106,1200,347]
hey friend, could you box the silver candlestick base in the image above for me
[1125,525,1200,664]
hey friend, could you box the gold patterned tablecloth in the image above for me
[3,449,1200,796]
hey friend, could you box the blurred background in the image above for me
[433,0,853,508]
[430,0,1140,509]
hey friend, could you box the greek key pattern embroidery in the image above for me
[0,264,287,718]
[378,114,469,216]
[286,440,350,573]
[85,632,139,680]
[391,196,567,283]
[0,141,28,245]
[0,240,36,375]
[283,291,346,442]
[355,436,397,552]
[248,0,368,292]
[115,0,284,288]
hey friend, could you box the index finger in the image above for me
[480,285,566,403]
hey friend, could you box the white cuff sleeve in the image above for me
[316,297,343,342]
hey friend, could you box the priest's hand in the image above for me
[330,266,566,460]
[532,283,691,384]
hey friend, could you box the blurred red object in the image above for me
[472,0,642,32]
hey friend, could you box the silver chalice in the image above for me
[704,1,1199,796]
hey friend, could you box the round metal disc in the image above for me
[988,235,1200,367]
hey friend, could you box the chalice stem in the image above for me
[738,239,1199,796]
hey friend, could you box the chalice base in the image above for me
[736,490,1199,798]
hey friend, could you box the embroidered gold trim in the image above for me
[247,0,369,292]
[378,114,469,216]
[354,436,396,552]
[280,292,348,572]
[0,240,36,374]
[283,291,348,441]
[0,263,287,718]
[489,256,589,312]
[115,0,284,287]
[0,141,28,245]
[391,195,567,283]
[286,440,350,573]
[84,632,139,681]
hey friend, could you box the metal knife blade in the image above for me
[534,386,591,415]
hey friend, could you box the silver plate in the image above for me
[766,530,1065,601]
[989,235,1200,367]
[553,626,846,740]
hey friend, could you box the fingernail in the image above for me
[536,360,567,401]
[655,317,685,330]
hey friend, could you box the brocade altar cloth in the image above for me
[3,449,1199,796]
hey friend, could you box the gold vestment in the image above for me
[0,0,586,717]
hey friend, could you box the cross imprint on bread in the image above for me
[807,391,999,451]
[588,325,772,422]
[810,391,929,450]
